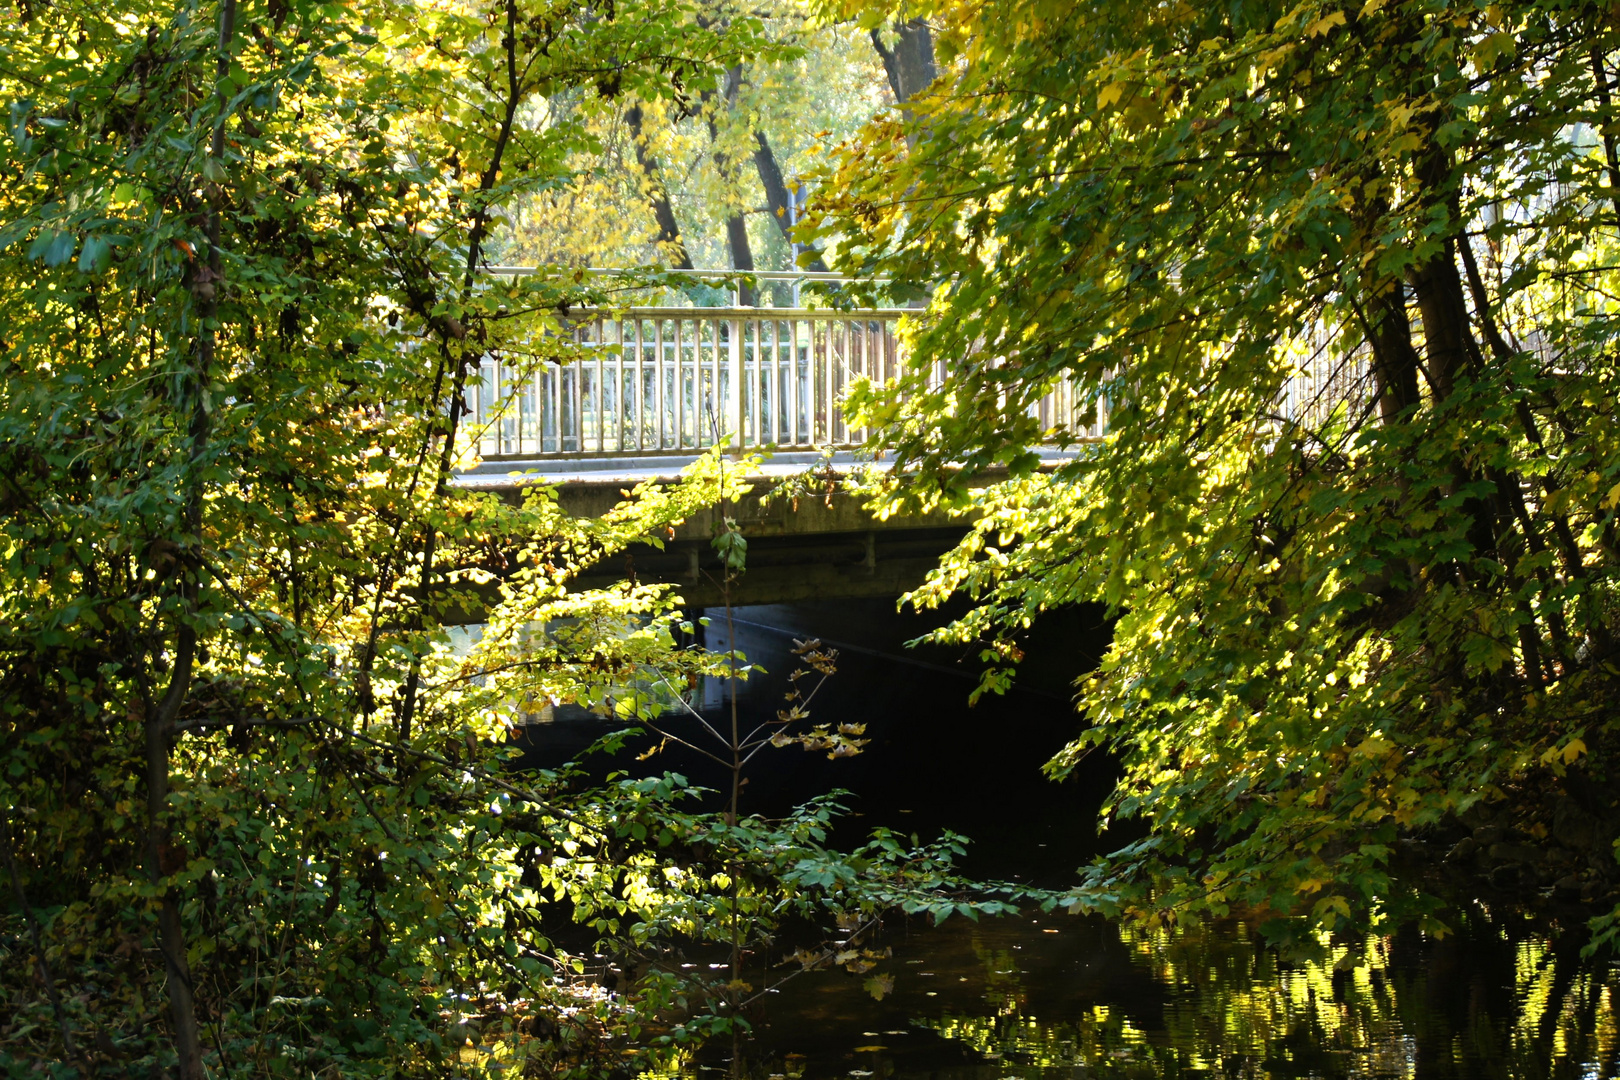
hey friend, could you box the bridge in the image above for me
[445,270,1068,604]
[452,269,1366,605]
[456,268,1092,463]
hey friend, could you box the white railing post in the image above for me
[469,271,920,460]
[729,315,745,449]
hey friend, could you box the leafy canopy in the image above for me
[813,0,1620,940]
[0,0,1014,1074]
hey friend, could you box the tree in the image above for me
[493,9,886,280]
[0,0,773,1071]
[812,0,1620,942]
[628,101,699,269]
[0,0,1025,1070]
[867,16,934,103]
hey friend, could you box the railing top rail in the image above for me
[484,266,883,284]
[557,305,907,318]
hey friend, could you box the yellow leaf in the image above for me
[1306,11,1347,36]
[1311,894,1352,926]
[1540,737,1587,766]
[1098,81,1127,108]
[1473,30,1515,69]
[1353,734,1392,757]
[862,974,895,1001]
[1603,481,1620,510]
[1257,44,1294,72]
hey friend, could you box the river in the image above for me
[705,907,1620,1079]
[516,600,1620,1078]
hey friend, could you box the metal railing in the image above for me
[1275,323,1374,432]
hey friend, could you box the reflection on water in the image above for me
[715,912,1620,1080]
[555,603,1620,1078]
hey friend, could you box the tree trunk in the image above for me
[1365,281,1422,424]
[709,66,756,304]
[146,660,206,1080]
[1589,46,1620,226]
[724,213,755,304]
[870,18,936,104]
[752,131,828,272]
[1407,244,1472,403]
[626,103,693,270]
[143,1,239,1075]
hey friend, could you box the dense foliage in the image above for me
[493,7,890,278]
[24,0,1620,1067]
[0,0,1011,1075]
[814,0,1620,941]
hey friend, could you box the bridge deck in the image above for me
[451,447,1082,488]
[453,449,886,489]
[451,451,1088,606]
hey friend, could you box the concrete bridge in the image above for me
[459,450,1014,607]
[452,268,1364,605]
[446,270,1075,604]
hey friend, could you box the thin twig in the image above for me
[174,715,320,734]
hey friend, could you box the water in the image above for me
[722,911,1620,1079]
[516,600,1620,1078]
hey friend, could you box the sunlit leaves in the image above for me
[0,0,836,1070]
[813,0,1620,941]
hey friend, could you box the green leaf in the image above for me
[78,233,109,272]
